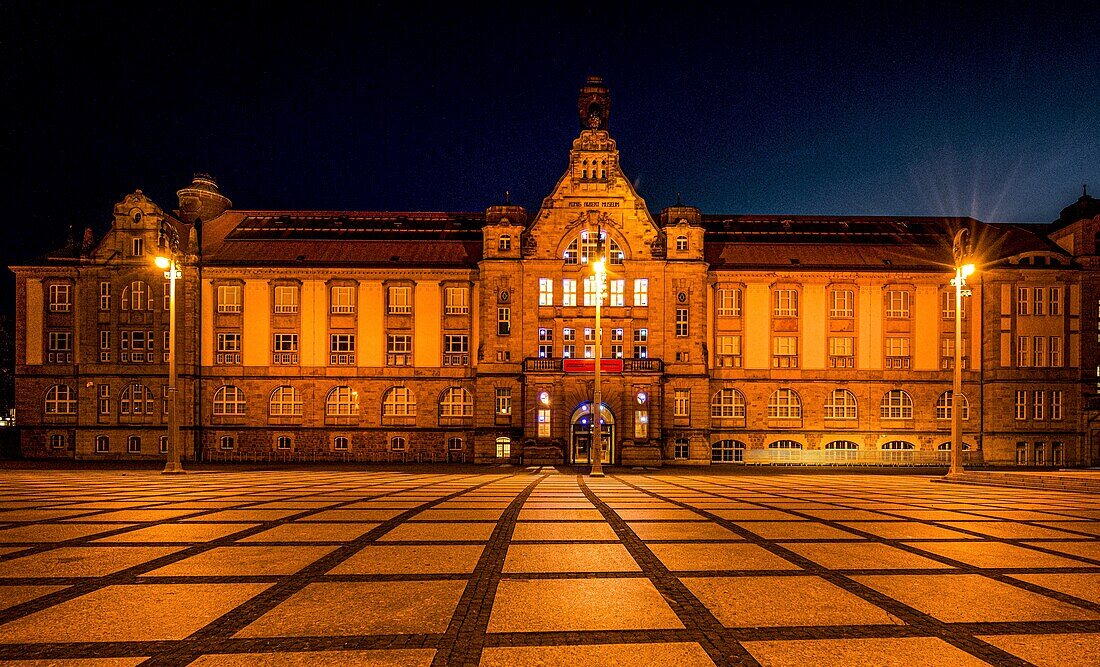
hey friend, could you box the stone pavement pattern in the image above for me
[0,468,1095,666]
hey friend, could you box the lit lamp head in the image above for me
[960,263,975,278]
[154,256,171,270]
[592,258,605,274]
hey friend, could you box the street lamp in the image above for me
[155,252,185,475]
[949,229,975,477]
[591,242,606,477]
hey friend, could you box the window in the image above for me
[825,441,859,450]
[48,284,71,312]
[1017,287,1030,315]
[582,276,603,306]
[274,285,299,313]
[609,279,624,307]
[1049,287,1061,315]
[769,440,803,449]
[674,438,689,460]
[829,337,854,368]
[496,388,512,416]
[1049,337,1061,367]
[382,386,416,417]
[675,308,689,337]
[95,435,109,453]
[772,336,798,368]
[444,286,469,315]
[1051,391,1062,420]
[880,390,914,419]
[269,386,303,416]
[220,435,235,450]
[562,279,577,306]
[940,337,968,370]
[213,385,246,416]
[496,436,511,458]
[217,285,242,313]
[674,389,690,418]
[882,441,915,450]
[1033,287,1045,316]
[331,286,356,314]
[538,278,554,306]
[711,388,746,418]
[937,442,971,451]
[1035,442,1046,466]
[711,439,745,463]
[935,391,969,420]
[774,289,798,317]
[497,307,510,335]
[272,333,299,365]
[277,435,292,450]
[537,408,551,437]
[767,389,802,419]
[1033,336,1045,367]
[127,436,141,453]
[162,282,171,312]
[634,408,648,438]
[99,281,111,311]
[330,334,356,365]
[387,334,412,366]
[824,389,857,419]
[632,328,648,359]
[717,288,742,317]
[119,383,154,415]
[50,434,66,450]
[884,290,910,318]
[538,328,553,358]
[47,331,73,363]
[716,335,742,368]
[675,235,688,251]
[160,435,168,454]
[97,330,111,363]
[884,336,911,369]
[97,384,111,415]
[448,437,463,452]
[1033,391,1044,420]
[131,237,144,256]
[633,279,648,307]
[444,334,469,366]
[1015,390,1027,420]
[830,290,854,318]
[326,386,359,417]
[941,290,962,320]
[1017,336,1030,367]
[1016,442,1028,465]
[334,436,350,451]
[1053,441,1064,466]
[440,387,473,417]
[122,281,150,311]
[498,235,511,251]
[44,385,76,415]
[216,332,242,365]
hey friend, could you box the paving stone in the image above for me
[783,542,956,570]
[502,543,640,573]
[487,578,683,632]
[1008,573,1100,604]
[0,546,183,578]
[626,521,740,541]
[511,521,618,541]
[742,637,991,666]
[517,509,604,521]
[839,521,978,540]
[903,540,1093,568]
[188,649,437,666]
[0,584,67,611]
[734,521,864,540]
[648,542,800,572]
[978,633,1099,667]
[379,522,496,542]
[94,523,261,543]
[238,522,380,543]
[145,545,336,577]
[329,544,486,575]
[479,642,715,666]
[0,523,136,543]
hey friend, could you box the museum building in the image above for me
[11,78,1100,466]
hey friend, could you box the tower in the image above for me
[577,76,611,131]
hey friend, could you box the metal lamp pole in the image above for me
[157,255,184,474]
[949,229,973,477]
[591,252,605,477]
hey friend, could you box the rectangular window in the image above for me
[830,289,854,318]
[611,328,623,358]
[582,276,600,306]
[496,388,512,416]
[772,336,798,368]
[716,335,742,367]
[97,384,110,415]
[274,285,299,314]
[444,286,468,314]
[162,282,171,312]
[1017,336,1030,367]
[1017,287,1030,315]
[128,436,141,454]
[159,435,168,453]
[674,389,690,418]
[1051,390,1062,420]
[1033,287,1044,316]
[272,333,299,365]
[497,307,510,335]
[885,336,911,369]
[562,344,576,359]
[99,330,111,363]
[718,288,743,317]
[537,408,551,438]
[675,308,689,337]
[216,332,242,367]
[1034,391,1045,420]
[1049,287,1061,315]
[562,279,577,307]
[674,439,689,460]
[443,334,469,366]
[774,289,798,317]
[329,333,356,365]
[1033,336,1044,367]
[634,410,648,438]
[884,290,910,318]
[218,285,242,313]
[940,337,967,369]
[1015,390,1027,420]
[633,279,648,307]
[331,286,356,314]
[941,290,963,319]
[387,286,411,314]
[47,331,73,363]
[829,336,854,368]
[1049,336,1061,367]
[386,334,412,365]
[48,284,71,312]
[538,328,553,358]
[538,278,554,306]
[131,237,144,256]
[633,328,648,358]
[609,279,624,307]
[99,281,111,311]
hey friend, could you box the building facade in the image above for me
[11,78,1100,466]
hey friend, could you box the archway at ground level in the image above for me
[570,402,615,464]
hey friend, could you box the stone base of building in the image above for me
[522,440,564,465]
[620,442,662,467]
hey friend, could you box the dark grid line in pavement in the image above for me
[614,474,1042,667]
[579,475,763,667]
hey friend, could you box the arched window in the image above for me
[325,386,358,416]
[675,235,688,251]
[937,442,972,450]
[563,233,625,265]
[390,436,407,451]
[213,385,246,416]
[935,391,969,420]
[382,386,416,416]
[767,389,802,419]
[269,386,303,416]
[334,436,350,451]
[710,389,746,418]
[121,281,151,311]
[880,390,913,419]
[95,435,109,453]
[119,383,155,415]
[220,435,235,450]
[128,435,141,453]
[495,436,511,458]
[824,389,858,419]
[768,440,803,449]
[439,387,473,417]
[44,385,77,415]
[882,441,915,450]
[276,435,293,450]
[711,439,745,463]
[448,437,464,451]
[825,440,859,450]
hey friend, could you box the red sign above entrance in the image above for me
[562,359,624,374]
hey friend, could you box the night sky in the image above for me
[2,3,1098,313]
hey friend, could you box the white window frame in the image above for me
[824,389,857,419]
[48,284,71,312]
[562,279,577,307]
[633,279,648,307]
[444,286,469,315]
[774,289,798,317]
[830,289,853,318]
[884,289,911,318]
[326,386,359,417]
[880,390,914,420]
[269,386,303,417]
[717,288,742,317]
[331,285,356,314]
[440,387,474,418]
[609,279,624,307]
[387,285,412,314]
[213,385,247,416]
[383,386,416,417]
[710,388,745,418]
[217,285,242,313]
[274,285,299,314]
[496,387,512,416]
[538,278,554,306]
[767,388,802,419]
[674,389,690,418]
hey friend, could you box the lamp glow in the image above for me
[154,256,171,269]
[960,263,975,277]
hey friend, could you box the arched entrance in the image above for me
[570,402,615,465]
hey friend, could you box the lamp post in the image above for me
[591,251,606,477]
[949,229,974,477]
[155,253,184,475]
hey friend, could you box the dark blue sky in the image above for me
[2,2,1098,307]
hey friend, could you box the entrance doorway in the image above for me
[570,402,615,464]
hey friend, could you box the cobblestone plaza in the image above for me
[0,467,1095,665]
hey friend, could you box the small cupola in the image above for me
[176,173,232,223]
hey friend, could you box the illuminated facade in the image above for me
[11,78,1100,466]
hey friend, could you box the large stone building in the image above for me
[11,78,1100,466]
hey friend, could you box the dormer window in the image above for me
[499,235,511,251]
[131,237,144,256]
[675,235,688,251]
